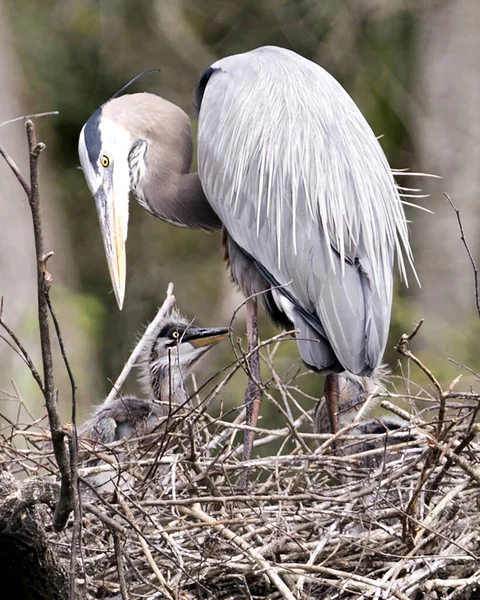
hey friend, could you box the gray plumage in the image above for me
[339,416,417,471]
[199,47,415,375]
[79,308,228,444]
[78,395,161,444]
[78,45,416,432]
[313,365,388,434]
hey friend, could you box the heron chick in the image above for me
[314,365,389,434]
[78,309,228,490]
[314,367,417,470]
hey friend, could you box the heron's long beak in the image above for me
[182,326,229,349]
[94,183,128,310]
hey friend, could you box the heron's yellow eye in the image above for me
[172,331,180,339]
[101,155,110,168]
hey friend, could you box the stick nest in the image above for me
[4,356,480,600]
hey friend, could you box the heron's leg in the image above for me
[242,297,262,466]
[324,373,340,434]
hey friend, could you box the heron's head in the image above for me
[78,93,193,308]
[138,308,229,402]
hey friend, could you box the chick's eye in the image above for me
[172,331,180,340]
[101,155,110,168]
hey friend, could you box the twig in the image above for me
[67,432,81,600]
[425,426,479,505]
[0,111,59,129]
[0,309,44,395]
[445,193,480,319]
[0,143,30,195]
[27,120,73,530]
[83,503,126,535]
[280,564,411,600]
[105,283,175,403]
[395,321,447,436]
[113,532,128,600]
[429,436,480,485]
[117,494,175,600]
[182,503,296,600]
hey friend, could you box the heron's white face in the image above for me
[78,112,134,309]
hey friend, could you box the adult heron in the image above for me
[78,46,415,460]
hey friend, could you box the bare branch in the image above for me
[0,311,44,394]
[445,193,480,319]
[0,143,30,195]
[105,282,176,403]
[0,111,59,129]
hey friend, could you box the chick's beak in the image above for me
[182,327,229,349]
[94,179,129,310]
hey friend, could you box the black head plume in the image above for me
[109,68,161,101]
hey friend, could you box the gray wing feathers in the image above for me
[198,46,409,374]
[79,416,118,444]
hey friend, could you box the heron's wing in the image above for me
[79,416,118,444]
[198,46,414,374]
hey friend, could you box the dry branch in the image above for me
[3,322,480,598]
[1,118,73,531]
[104,282,176,403]
[445,192,480,319]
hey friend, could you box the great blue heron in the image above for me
[78,309,227,490]
[78,46,415,461]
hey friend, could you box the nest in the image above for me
[4,354,480,600]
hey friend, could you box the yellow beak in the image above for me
[94,184,128,309]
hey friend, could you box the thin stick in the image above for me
[0,310,44,395]
[183,503,296,600]
[83,503,126,534]
[445,193,480,319]
[395,321,447,436]
[118,494,174,600]
[276,564,410,600]
[105,283,175,403]
[0,111,59,129]
[113,532,128,600]
[25,120,73,531]
[68,433,80,600]
[0,143,30,195]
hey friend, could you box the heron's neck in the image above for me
[150,364,189,416]
[140,171,222,231]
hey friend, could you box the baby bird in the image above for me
[78,309,228,491]
[314,368,414,470]
[137,308,229,413]
[314,367,387,434]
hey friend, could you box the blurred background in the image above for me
[1,0,479,428]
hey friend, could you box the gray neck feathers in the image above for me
[149,362,189,415]
[124,95,221,230]
[141,171,221,231]
[137,343,190,417]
